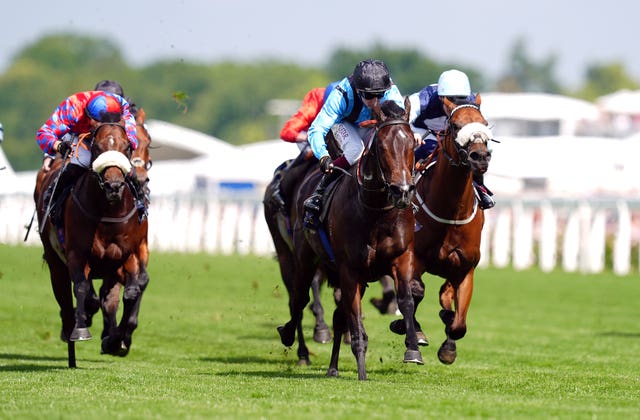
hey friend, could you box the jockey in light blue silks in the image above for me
[304,59,405,223]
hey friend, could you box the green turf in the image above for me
[1,244,638,419]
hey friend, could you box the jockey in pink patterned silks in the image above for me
[37,91,146,221]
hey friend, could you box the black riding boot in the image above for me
[473,173,495,210]
[303,171,339,228]
[47,164,84,226]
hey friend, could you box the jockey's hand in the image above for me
[42,156,54,172]
[413,132,424,148]
[55,139,72,156]
[320,156,334,174]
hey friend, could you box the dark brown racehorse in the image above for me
[278,98,418,380]
[392,95,493,365]
[263,149,329,365]
[34,118,149,367]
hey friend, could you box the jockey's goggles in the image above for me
[359,91,385,100]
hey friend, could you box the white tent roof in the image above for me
[596,89,640,115]
[480,92,600,121]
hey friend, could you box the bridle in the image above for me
[357,118,413,211]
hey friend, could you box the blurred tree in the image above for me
[574,62,640,101]
[495,37,561,93]
[326,43,488,95]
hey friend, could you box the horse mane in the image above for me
[100,112,124,124]
[380,100,405,119]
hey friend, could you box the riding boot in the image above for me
[303,171,339,228]
[473,173,495,210]
[270,173,286,210]
[127,173,148,222]
[48,164,84,226]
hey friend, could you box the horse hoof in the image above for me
[417,331,429,346]
[437,340,457,365]
[117,342,130,357]
[297,358,311,366]
[313,327,332,344]
[277,325,295,347]
[326,368,339,377]
[389,319,406,335]
[70,327,92,341]
[403,349,424,365]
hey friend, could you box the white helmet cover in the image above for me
[437,69,471,97]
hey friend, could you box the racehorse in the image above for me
[263,148,329,365]
[391,95,493,365]
[278,98,418,380]
[34,117,150,367]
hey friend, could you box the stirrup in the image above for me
[303,195,322,213]
[477,191,495,210]
[271,189,286,209]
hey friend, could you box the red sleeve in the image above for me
[280,88,326,142]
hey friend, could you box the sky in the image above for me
[2,0,640,90]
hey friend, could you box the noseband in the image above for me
[440,104,493,167]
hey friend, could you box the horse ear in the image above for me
[136,108,146,125]
[442,96,456,116]
[403,96,411,121]
[475,93,482,106]
[372,100,384,121]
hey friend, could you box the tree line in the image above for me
[1,34,637,171]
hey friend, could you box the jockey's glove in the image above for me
[56,139,72,156]
[320,156,334,174]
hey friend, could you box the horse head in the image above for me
[442,95,493,176]
[90,120,132,203]
[131,108,152,195]
[364,97,416,209]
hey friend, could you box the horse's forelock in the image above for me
[380,100,404,119]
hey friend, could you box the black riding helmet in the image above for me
[352,59,391,93]
[94,80,124,97]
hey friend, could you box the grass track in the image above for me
[1,244,639,419]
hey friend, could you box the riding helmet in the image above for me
[94,80,125,97]
[437,70,471,97]
[86,92,122,122]
[352,59,391,93]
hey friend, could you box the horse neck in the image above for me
[420,140,475,211]
[357,150,393,211]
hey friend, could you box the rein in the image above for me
[356,118,411,211]
[414,103,486,225]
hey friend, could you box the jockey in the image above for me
[37,90,146,221]
[94,79,139,117]
[270,81,338,209]
[409,69,495,209]
[303,59,404,225]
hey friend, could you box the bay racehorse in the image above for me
[278,98,418,380]
[391,95,493,365]
[34,118,149,367]
[263,147,331,365]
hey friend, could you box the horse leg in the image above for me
[68,263,93,341]
[389,275,428,346]
[326,296,347,377]
[393,255,423,365]
[99,279,121,354]
[115,262,150,357]
[309,269,331,343]
[277,249,315,349]
[370,275,398,315]
[85,281,100,328]
[342,274,368,380]
[438,272,474,365]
